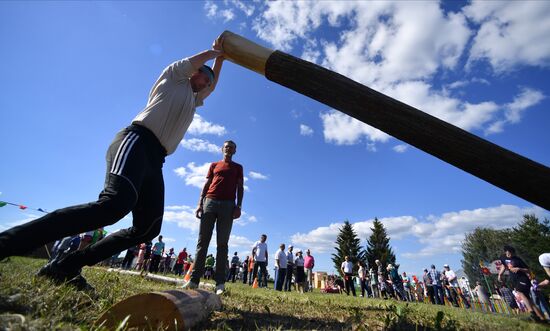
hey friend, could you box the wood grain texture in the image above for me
[265,50,550,210]
[220,30,274,75]
[96,289,221,330]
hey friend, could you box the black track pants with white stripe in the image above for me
[0,126,166,270]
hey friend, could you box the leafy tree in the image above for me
[461,214,550,285]
[510,214,550,282]
[332,220,365,275]
[364,218,396,272]
[461,227,511,284]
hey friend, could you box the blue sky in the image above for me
[1,1,549,278]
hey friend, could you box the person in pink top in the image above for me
[304,249,315,292]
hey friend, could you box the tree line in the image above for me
[331,214,549,284]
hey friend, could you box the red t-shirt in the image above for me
[177,251,188,264]
[205,161,243,201]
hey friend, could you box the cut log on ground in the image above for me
[96,289,221,330]
[219,30,550,211]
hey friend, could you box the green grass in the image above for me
[0,257,548,330]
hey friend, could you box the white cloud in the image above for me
[188,114,227,136]
[229,234,254,248]
[299,124,314,136]
[248,171,268,180]
[163,205,200,232]
[173,162,210,189]
[180,138,221,154]
[320,110,390,145]
[290,222,342,253]
[213,1,545,146]
[290,204,549,259]
[204,1,218,19]
[485,88,544,134]
[234,213,258,226]
[393,144,408,153]
[230,0,255,17]
[162,237,176,243]
[504,88,545,123]
[464,1,550,72]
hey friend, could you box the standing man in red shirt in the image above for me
[304,249,315,292]
[182,140,244,295]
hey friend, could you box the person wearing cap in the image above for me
[499,245,546,322]
[443,264,470,308]
[294,250,306,293]
[0,37,226,291]
[284,245,294,291]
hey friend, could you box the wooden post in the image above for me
[220,31,550,210]
[96,289,221,330]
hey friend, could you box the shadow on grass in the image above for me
[202,309,348,330]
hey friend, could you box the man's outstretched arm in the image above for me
[196,35,225,100]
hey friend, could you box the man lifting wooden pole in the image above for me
[219,30,550,211]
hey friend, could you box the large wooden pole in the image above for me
[220,31,550,210]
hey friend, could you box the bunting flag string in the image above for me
[0,200,48,213]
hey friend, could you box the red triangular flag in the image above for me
[19,205,27,210]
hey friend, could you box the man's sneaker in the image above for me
[215,284,225,295]
[181,280,198,290]
[36,260,96,295]
[36,260,80,283]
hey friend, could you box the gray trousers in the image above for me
[191,198,234,285]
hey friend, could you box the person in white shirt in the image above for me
[251,234,268,287]
[275,243,287,291]
[444,264,470,308]
[340,256,356,296]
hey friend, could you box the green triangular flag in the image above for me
[0,201,7,207]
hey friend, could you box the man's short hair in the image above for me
[199,65,215,83]
[224,140,237,148]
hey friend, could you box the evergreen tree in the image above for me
[461,227,511,284]
[364,218,396,272]
[332,220,365,275]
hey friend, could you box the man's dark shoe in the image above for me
[36,260,79,283]
[37,261,96,296]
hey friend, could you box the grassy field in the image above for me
[0,257,548,330]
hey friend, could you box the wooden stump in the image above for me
[96,289,221,330]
